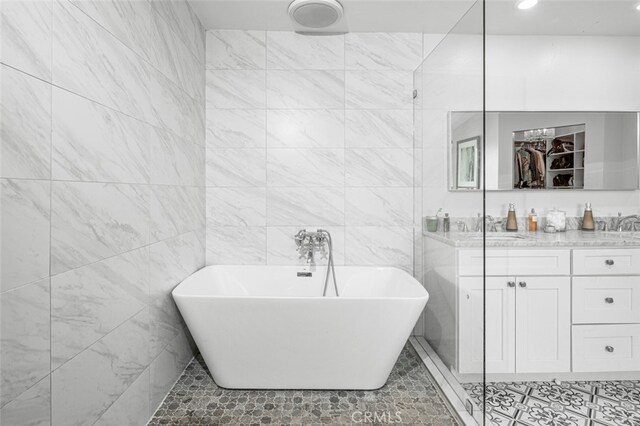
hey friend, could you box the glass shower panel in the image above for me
[482,1,640,425]
[413,1,486,424]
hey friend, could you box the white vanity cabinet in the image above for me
[457,250,571,375]
[423,238,640,382]
[571,248,640,373]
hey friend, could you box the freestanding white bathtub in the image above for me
[172,265,429,390]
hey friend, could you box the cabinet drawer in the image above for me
[573,277,640,324]
[572,324,640,372]
[458,249,570,276]
[572,249,640,275]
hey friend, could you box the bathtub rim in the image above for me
[172,265,429,301]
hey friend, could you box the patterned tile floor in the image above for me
[464,380,640,426]
[149,344,458,425]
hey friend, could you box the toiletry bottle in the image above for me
[443,213,450,232]
[528,208,538,232]
[506,203,518,232]
[582,202,595,231]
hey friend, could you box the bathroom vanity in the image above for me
[424,231,640,382]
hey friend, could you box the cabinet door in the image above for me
[458,277,515,374]
[515,276,571,373]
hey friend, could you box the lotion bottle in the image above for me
[506,203,518,232]
[582,202,595,231]
[528,208,538,232]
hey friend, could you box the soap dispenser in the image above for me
[582,203,595,231]
[506,203,518,232]
[528,208,538,232]
[443,213,450,232]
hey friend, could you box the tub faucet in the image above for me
[293,229,339,296]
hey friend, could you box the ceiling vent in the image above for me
[288,0,344,29]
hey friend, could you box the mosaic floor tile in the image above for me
[149,344,458,425]
[463,380,640,426]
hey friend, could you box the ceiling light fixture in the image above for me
[516,0,539,10]
[636,3,640,10]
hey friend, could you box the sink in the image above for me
[464,233,531,241]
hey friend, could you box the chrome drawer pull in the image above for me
[507,281,515,288]
[605,259,615,266]
[605,297,614,304]
[605,346,614,353]
[518,281,527,288]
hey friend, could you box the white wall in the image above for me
[421,35,640,219]
[0,1,205,424]
[205,31,428,272]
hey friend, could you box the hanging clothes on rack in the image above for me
[514,142,546,188]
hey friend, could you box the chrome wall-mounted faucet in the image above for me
[294,229,339,296]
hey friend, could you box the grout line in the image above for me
[49,4,54,422]
[66,0,202,103]
[1,61,204,154]
[49,306,147,375]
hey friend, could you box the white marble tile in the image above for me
[150,186,204,242]
[206,30,266,70]
[345,71,413,109]
[149,231,203,357]
[1,179,50,292]
[150,327,194,413]
[0,376,50,426]
[206,70,266,109]
[0,0,52,80]
[51,182,149,275]
[206,109,266,148]
[150,128,203,186]
[1,65,51,179]
[52,87,150,184]
[0,279,50,408]
[51,248,149,369]
[151,0,205,63]
[206,148,266,187]
[345,148,413,187]
[51,309,150,426]
[345,187,413,226]
[267,187,345,226]
[345,226,413,267]
[267,70,344,109]
[148,10,204,101]
[52,0,155,124]
[147,64,203,143]
[345,110,413,148]
[206,226,266,265]
[267,109,344,148]
[95,368,149,426]
[267,149,344,187]
[70,0,153,65]
[266,32,344,70]
[207,187,266,227]
[266,226,345,266]
[345,33,422,70]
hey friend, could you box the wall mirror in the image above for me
[449,111,640,191]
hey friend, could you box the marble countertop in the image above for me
[424,230,640,248]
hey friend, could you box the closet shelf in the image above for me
[549,167,584,172]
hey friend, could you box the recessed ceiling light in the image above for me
[516,0,539,10]
[636,3,640,10]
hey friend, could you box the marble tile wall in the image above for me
[205,30,423,271]
[0,0,205,425]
